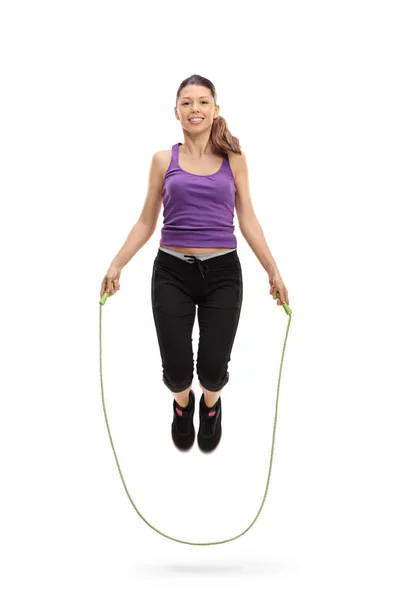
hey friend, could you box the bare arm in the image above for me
[233,152,279,276]
[111,152,164,269]
[112,222,155,269]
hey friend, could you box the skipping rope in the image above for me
[99,281,292,546]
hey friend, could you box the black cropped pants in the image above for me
[151,248,243,393]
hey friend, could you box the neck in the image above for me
[181,134,213,159]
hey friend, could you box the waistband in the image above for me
[156,247,239,279]
[159,246,236,262]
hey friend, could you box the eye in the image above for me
[182,101,209,105]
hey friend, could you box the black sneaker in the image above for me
[198,393,222,453]
[171,389,196,451]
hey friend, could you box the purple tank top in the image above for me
[159,142,237,248]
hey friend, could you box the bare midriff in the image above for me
[160,245,232,255]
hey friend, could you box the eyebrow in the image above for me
[181,96,210,100]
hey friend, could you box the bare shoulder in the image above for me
[226,149,246,182]
[155,149,173,178]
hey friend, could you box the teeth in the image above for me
[190,118,203,122]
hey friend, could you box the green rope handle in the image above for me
[99,282,292,545]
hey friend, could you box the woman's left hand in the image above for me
[269,272,289,307]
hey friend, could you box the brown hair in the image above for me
[176,74,242,156]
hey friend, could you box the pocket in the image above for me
[152,256,161,275]
[232,262,242,286]
[227,262,242,276]
[212,260,241,273]
[151,262,158,303]
[234,263,242,282]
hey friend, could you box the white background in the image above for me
[1,0,399,598]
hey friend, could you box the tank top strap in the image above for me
[170,143,180,168]
[220,151,234,177]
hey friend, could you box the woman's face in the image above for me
[175,85,219,133]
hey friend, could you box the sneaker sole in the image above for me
[198,428,222,454]
[172,424,196,452]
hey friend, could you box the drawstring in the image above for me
[183,254,210,278]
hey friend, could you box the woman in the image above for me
[100,74,289,454]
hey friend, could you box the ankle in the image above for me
[177,399,190,408]
[175,389,192,408]
[203,395,220,409]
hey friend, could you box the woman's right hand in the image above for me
[100,262,122,299]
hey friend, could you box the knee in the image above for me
[198,370,229,392]
[162,363,193,393]
[163,374,193,393]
